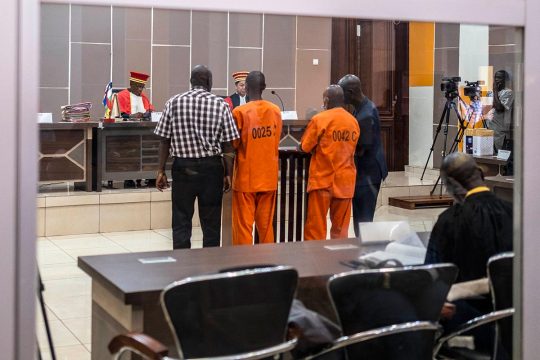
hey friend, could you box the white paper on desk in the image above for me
[497,150,511,161]
[359,221,414,242]
[324,244,359,251]
[38,113,53,123]
[151,111,163,122]
[138,256,176,264]
[359,221,426,265]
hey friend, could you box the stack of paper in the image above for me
[358,221,427,266]
[61,102,92,122]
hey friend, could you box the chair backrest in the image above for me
[328,263,458,360]
[161,266,298,359]
[488,252,514,359]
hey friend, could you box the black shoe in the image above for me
[124,180,136,188]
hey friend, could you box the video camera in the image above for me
[464,80,484,98]
[440,76,461,98]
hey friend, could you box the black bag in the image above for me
[287,299,343,359]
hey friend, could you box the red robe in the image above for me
[111,89,154,115]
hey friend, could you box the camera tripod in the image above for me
[421,93,467,196]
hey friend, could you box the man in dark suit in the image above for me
[339,74,388,236]
[224,71,250,110]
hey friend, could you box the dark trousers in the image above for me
[352,182,381,237]
[171,156,224,249]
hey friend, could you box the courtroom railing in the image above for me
[253,148,311,244]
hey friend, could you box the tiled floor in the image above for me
[36,205,444,359]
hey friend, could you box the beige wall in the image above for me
[40,4,331,120]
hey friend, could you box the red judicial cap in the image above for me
[232,71,249,83]
[129,71,150,84]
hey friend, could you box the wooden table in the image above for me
[485,175,514,202]
[474,155,507,176]
[78,238,389,359]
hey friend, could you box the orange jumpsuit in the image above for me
[301,107,360,240]
[231,100,282,245]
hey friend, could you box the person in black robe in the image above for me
[425,152,513,356]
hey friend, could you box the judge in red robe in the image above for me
[112,71,154,119]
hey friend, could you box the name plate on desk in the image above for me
[138,256,176,264]
[324,244,359,251]
[38,113,53,123]
[151,112,163,122]
[497,150,511,161]
[281,111,298,120]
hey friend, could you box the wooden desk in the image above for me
[79,239,386,359]
[39,122,98,191]
[474,155,507,176]
[485,175,514,202]
[93,121,171,191]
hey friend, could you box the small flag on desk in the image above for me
[102,81,112,108]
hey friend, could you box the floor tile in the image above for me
[50,235,118,250]
[36,303,59,324]
[38,248,76,266]
[42,277,91,301]
[153,228,172,239]
[117,240,173,252]
[46,295,91,320]
[37,320,80,348]
[37,239,61,253]
[102,230,168,242]
[63,317,91,344]
[40,263,89,281]
[63,245,130,260]
[40,344,91,360]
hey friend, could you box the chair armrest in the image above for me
[433,308,514,356]
[304,321,439,360]
[193,338,298,360]
[108,332,170,360]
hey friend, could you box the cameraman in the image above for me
[486,70,514,152]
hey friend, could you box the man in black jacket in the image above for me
[339,74,388,235]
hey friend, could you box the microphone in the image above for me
[271,90,285,111]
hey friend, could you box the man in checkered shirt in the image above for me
[154,65,239,249]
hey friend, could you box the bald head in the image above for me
[441,153,485,201]
[190,65,212,91]
[323,85,344,110]
[245,71,266,100]
[338,74,364,106]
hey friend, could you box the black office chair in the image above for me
[433,252,514,360]
[109,266,299,360]
[305,263,458,360]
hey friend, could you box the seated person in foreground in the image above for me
[425,152,513,354]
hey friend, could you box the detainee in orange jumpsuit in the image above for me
[301,85,360,240]
[231,71,283,245]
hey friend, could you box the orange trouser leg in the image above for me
[329,198,352,239]
[232,191,256,245]
[304,190,331,240]
[254,191,277,243]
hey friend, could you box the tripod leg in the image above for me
[37,341,43,360]
[421,103,449,180]
[38,273,57,360]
